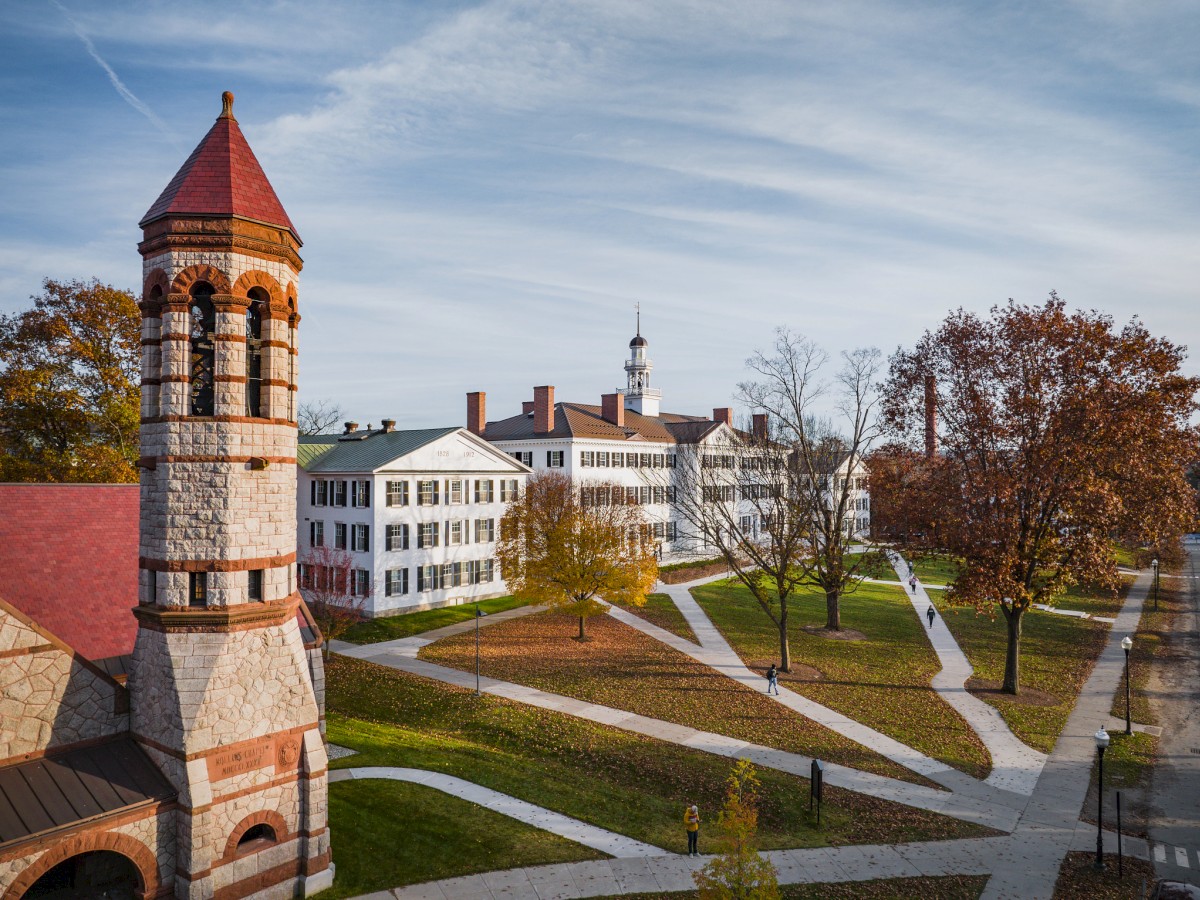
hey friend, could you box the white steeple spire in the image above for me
[623,304,661,417]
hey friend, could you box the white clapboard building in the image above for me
[297,422,530,616]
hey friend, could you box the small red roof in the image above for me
[0,485,139,662]
[139,92,299,240]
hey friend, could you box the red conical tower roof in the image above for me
[140,91,299,241]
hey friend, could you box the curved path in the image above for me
[330,767,663,858]
[885,552,1047,795]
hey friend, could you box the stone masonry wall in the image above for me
[0,607,127,764]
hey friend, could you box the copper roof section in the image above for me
[139,91,299,241]
[0,737,174,849]
[484,402,722,444]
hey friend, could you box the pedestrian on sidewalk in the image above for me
[684,804,700,856]
[909,574,918,593]
[766,663,779,695]
[927,604,936,628]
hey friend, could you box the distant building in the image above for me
[297,424,531,616]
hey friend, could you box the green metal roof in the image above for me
[298,427,460,473]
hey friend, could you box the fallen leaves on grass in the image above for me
[1051,852,1156,899]
[610,593,698,643]
[418,610,931,784]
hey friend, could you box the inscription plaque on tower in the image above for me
[207,739,273,781]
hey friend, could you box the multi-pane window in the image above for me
[385,569,409,597]
[446,520,464,546]
[666,454,677,468]
[511,451,533,466]
[640,486,651,505]
[417,480,439,505]
[547,450,564,468]
[334,522,347,550]
[386,480,409,507]
[475,479,494,503]
[611,452,624,467]
[309,521,324,547]
[480,559,494,583]
[446,479,464,505]
[597,451,610,467]
[666,521,677,541]
[386,523,409,551]
[351,524,370,552]
[500,479,519,502]
[188,572,207,608]
[653,522,665,539]
[311,480,329,507]
[666,486,677,503]
[418,522,439,548]
[417,564,443,592]
[625,486,639,504]
[580,451,595,467]
[248,569,264,602]
[352,480,371,508]
[332,480,347,507]
[652,486,665,504]
[475,518,495,542]
[350,569,370,596]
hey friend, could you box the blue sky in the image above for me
[2,1,1198,428]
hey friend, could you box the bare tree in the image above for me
[655,330,883,671]
[297,398,346,435]
[298,544,368,655]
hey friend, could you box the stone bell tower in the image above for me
[130,92,332,899]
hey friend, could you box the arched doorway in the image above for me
[20,850,140,900]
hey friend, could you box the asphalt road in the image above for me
[1147,541,1200,886]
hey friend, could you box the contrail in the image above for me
[50,0,178,145]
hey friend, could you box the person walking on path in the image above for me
[766,663,779,695]
[684,805,700,856]
[909,574,918,593]
[927,604,936,628]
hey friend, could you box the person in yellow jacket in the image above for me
[684,804,700,856]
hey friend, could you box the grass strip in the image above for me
[1051,851,1156,899]
[610,592,697,643]
[690,578,992,780]
[321,778,602,897]
[340,594,530,644]
[418,609,932,784]
[609,875,989,900]
[326,656,995,859]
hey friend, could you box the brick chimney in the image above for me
[601,393,625,427]
[713,407,733,427]
[522,401,535,415]
[381,418,396,433]
[467,392,486,436]
[752,413,768,442]
[534,385,555,434]
[343,421,358,434]
[924,375,937,459]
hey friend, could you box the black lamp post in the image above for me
[1121,636,1133,735]
[1094,727,1110,871]
[1152,558,1159,611]
[474,604,488,697]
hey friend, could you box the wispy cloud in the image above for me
[49,0,177,146]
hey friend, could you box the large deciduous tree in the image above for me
[298,398,347,435]
[497,470,658,640]
[0,278,140,482]
[298,544,368,657]
[663,329,884,671]
[880,295,1200,694]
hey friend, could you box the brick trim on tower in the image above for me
[1,826,162,900]
[171,263,231,295]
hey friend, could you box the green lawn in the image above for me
[320,778,603,897]
[326,656,994,860]
[931,600,1108,752]
[340,594,532,644]
[690,579,991,780]
[907,555,963,586]
[610,592,697,642]
[419,610,931,784]
[610,876,988,900]
[1051,578,1131,620]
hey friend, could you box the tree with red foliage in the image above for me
[879,295,1199,694]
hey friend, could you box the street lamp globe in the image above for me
[1121,636,1133,652]
[1094,727,1110,750]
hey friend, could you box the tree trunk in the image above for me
[578,614,587,641]
[778,601,791,672]
[1001,608,1022,695]
[825,589,841,631]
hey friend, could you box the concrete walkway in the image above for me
[330,767,663,858]
[887,552,1048,795]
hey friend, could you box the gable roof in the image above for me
[0,485,138,663]
[483,402,722,445]
[299,427,471,473]
[139,94,299,240]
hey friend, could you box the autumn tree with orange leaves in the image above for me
[879,295,1199,694]
[498,470,658,640]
